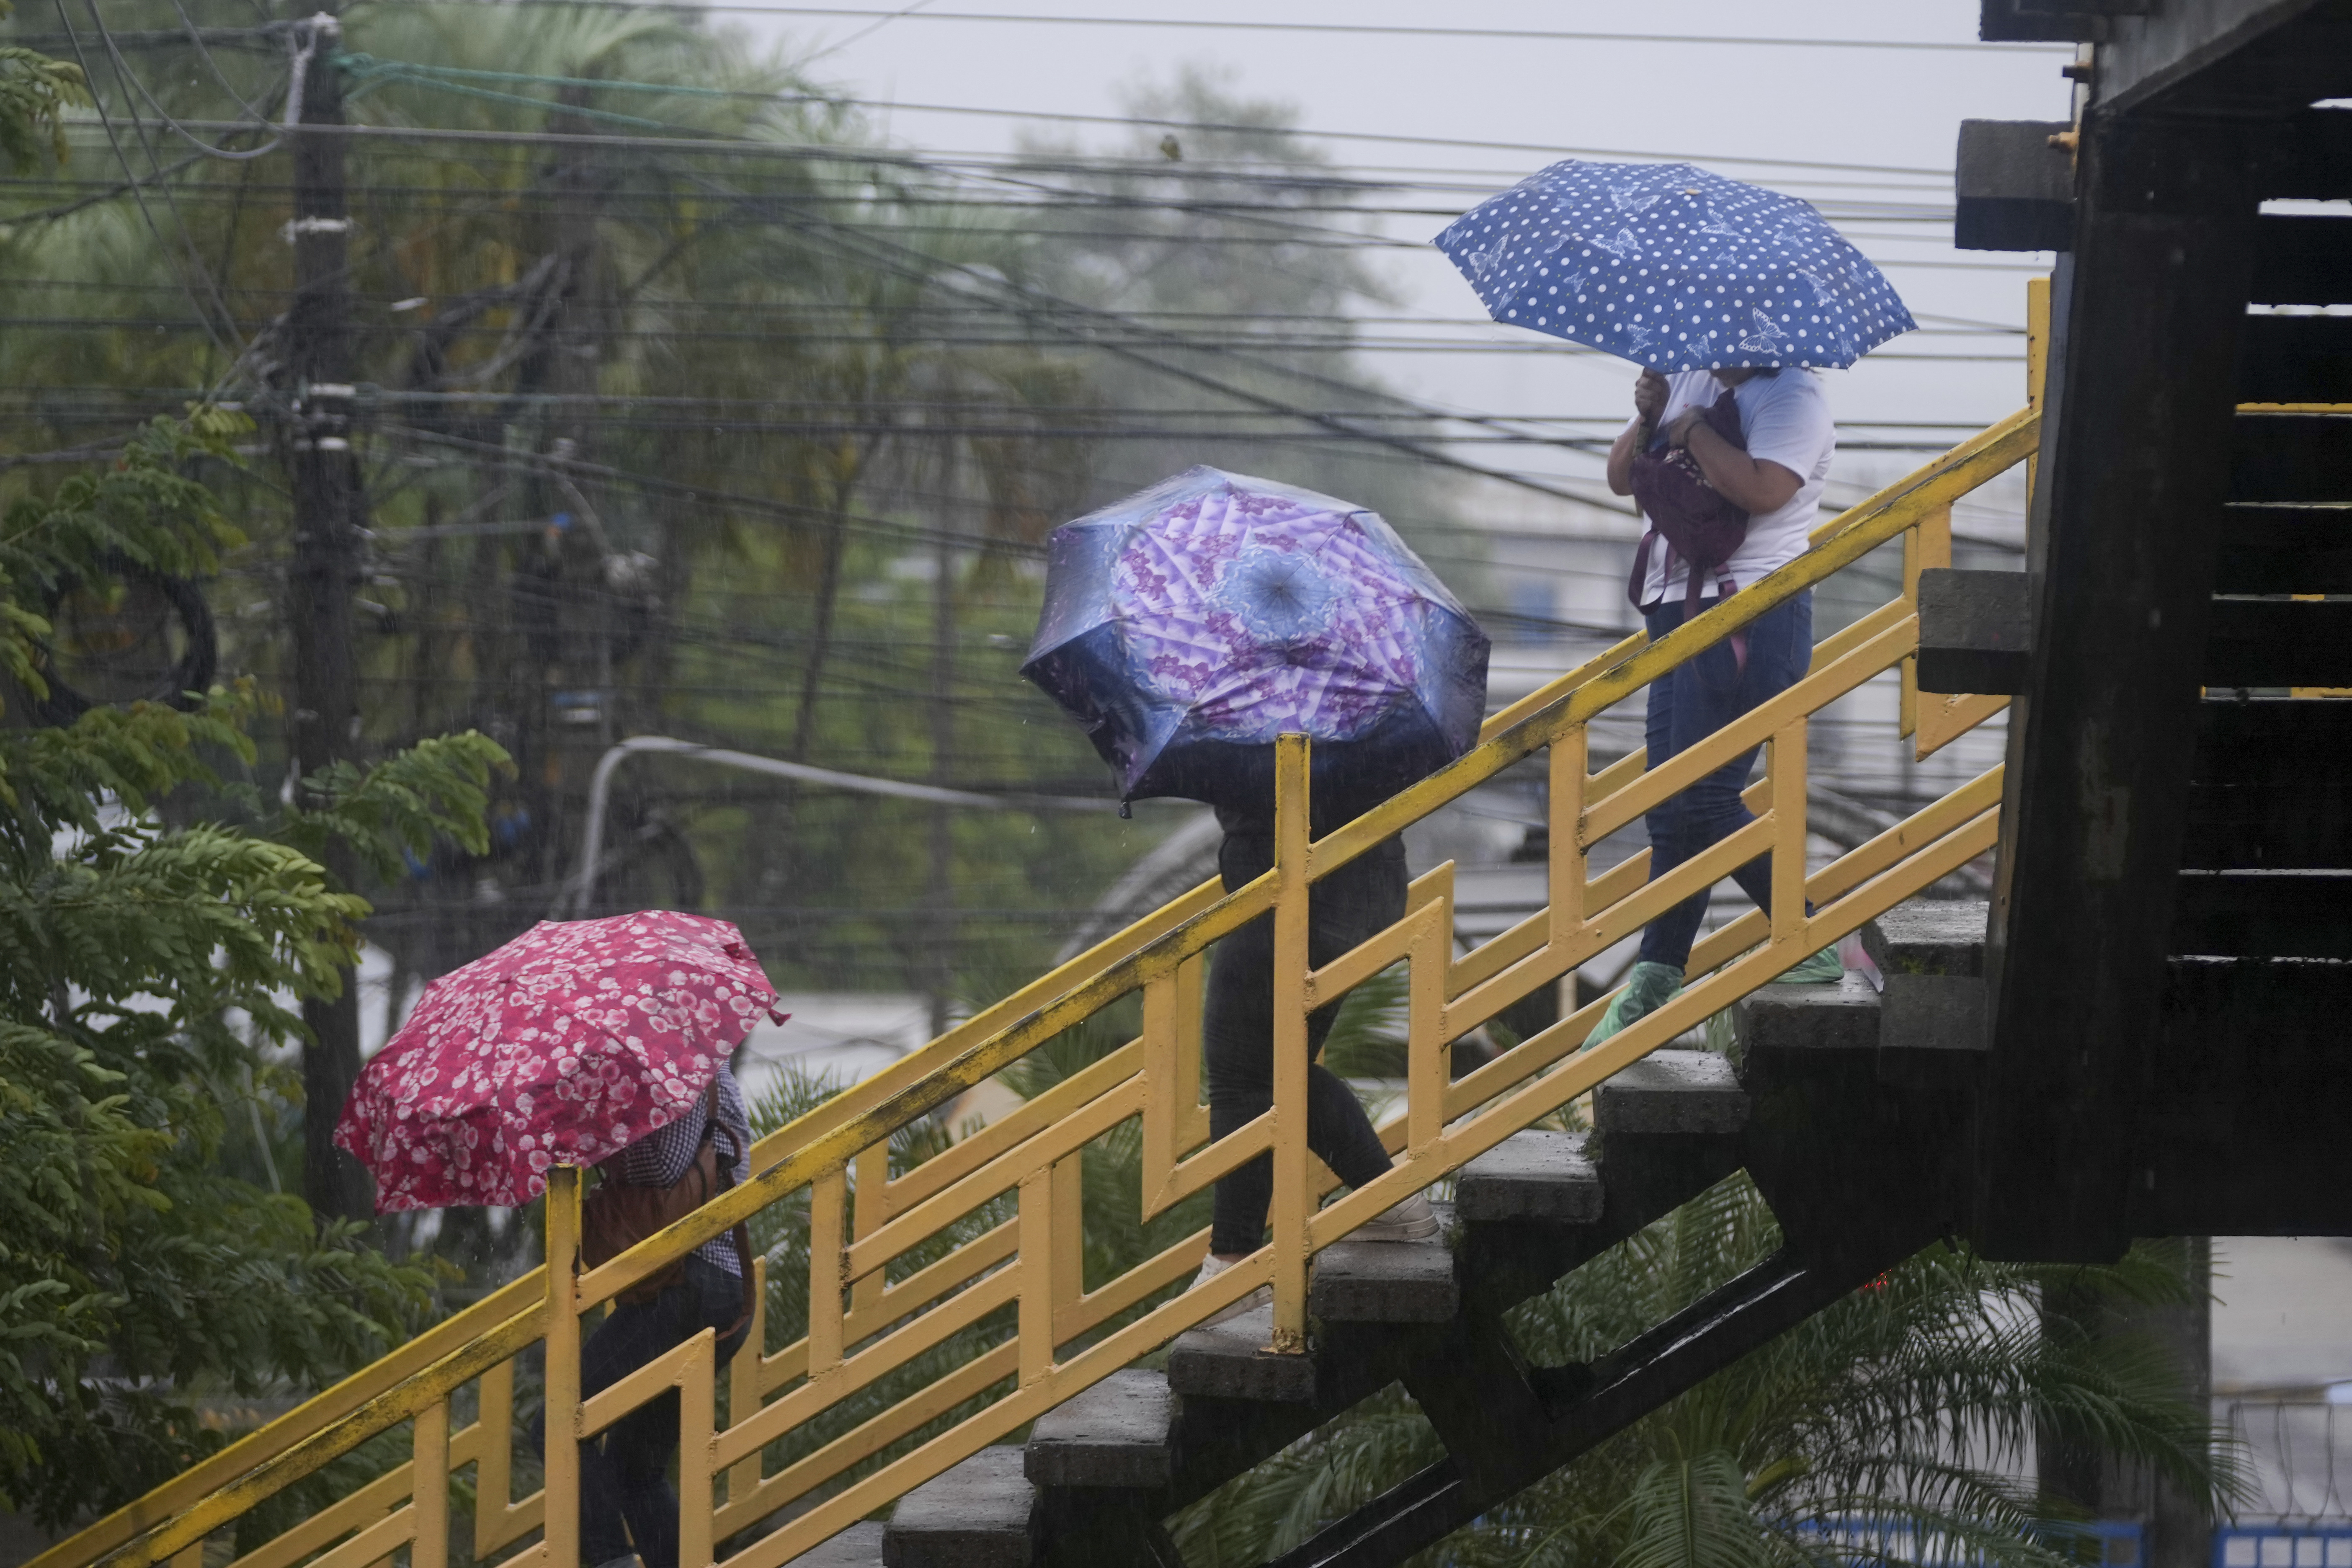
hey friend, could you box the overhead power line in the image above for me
[401,4,2070,56]
[322,48,1972,177]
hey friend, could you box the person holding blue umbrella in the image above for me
[1436,160,1917,1043]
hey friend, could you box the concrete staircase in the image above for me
[787,900,1992,1568]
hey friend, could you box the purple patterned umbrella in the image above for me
[1022,467,1489,813]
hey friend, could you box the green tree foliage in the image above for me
[0,0,83,175]
[0,0,1158,1007]
[0,417,511,1523]
[0,9,1466,1015]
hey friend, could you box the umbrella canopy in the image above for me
[1021,466,1488,814]
[335,911,782,1212]
[1434,160,1914,372]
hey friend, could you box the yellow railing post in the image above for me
[543,1167,583,1568]
[808,1164,848,1379]
[677,1332,718,1568]
[2026,273,2052,524]
[1549,724,1589,946]
[1270,733,1313,1355]
[411,1399,449,1568]
[1017,1167,1057,1384]
[471,1359,521,1558]
[725,1256,768,1508]
[851,1144,890,1321]
[1405,901,1448,1157]
[1049,1154,1084,1341]
[1898,503,1952,742]
[1769,719,1810,950]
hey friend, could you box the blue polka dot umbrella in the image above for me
[1021,467,1489,814]
[1433,160,1916,371]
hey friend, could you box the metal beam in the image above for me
[1916,568,2035,694]
[1978,110,2262,1260]
[1955,120,2077,252]
[2089,0,2348,118]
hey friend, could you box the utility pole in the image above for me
[529,83,614,903]
[284,12,371,1225]
[925,444,961,1037]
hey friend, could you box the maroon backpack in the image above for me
[1625,389,1751,612]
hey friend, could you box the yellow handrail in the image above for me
[51,404,2039,1568]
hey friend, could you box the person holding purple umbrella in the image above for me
[1186,769,1442,1324]
[1021,468,1493,1323]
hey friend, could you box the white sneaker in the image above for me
[1185,1253,1271,1328]
[1352,1191,1441,1243]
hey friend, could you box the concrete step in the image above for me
[1865,899,1989,1052]
[884,1446,1037,1568]
[1455,1131,1604,1225]
[1311,1205,1457,1323]
[1734,971,1882,1055]
[1025,1369,1173,1490]
[1166,1301,1315,1403]
[1593,1049,1749,1136]
[1864,899,1987,977]
[785,1522,885,1566]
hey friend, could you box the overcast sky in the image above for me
[723,0,2076,507]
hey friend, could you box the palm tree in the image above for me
[1168,1176,2236,1568]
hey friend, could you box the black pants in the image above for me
[574,1256,750,1568]
[1203,829,1407,1256]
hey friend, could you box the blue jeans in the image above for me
[1636,590,1813,971]
[567,1257,750,1568]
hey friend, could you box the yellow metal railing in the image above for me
[38,405,2039,1568]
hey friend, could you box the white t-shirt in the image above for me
[1631,368,1836,606]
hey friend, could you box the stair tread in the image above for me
[2171,870,2352,959]
[1593,1049,1749,1136]
[885,1447,1035,1568]
[2185,700,2352,869]
[1863,899,1987,977]
[1166,1302,1315,1403]
[2251,215,2352,308]
[1025,1369,1171,1489]
[785,1522,885,1567]
[2236,311,2352,405]
[2214,502,2352,594]
[2205,598,2352,688]
[1733,972,1882,1053]
[1456,1130,1603,1224]
[1311,1210,1458,1323]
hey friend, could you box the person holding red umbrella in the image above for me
[338,910,781,1568]
[567,1061,754,1568]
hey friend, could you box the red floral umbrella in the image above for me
[336,911,784,1212]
